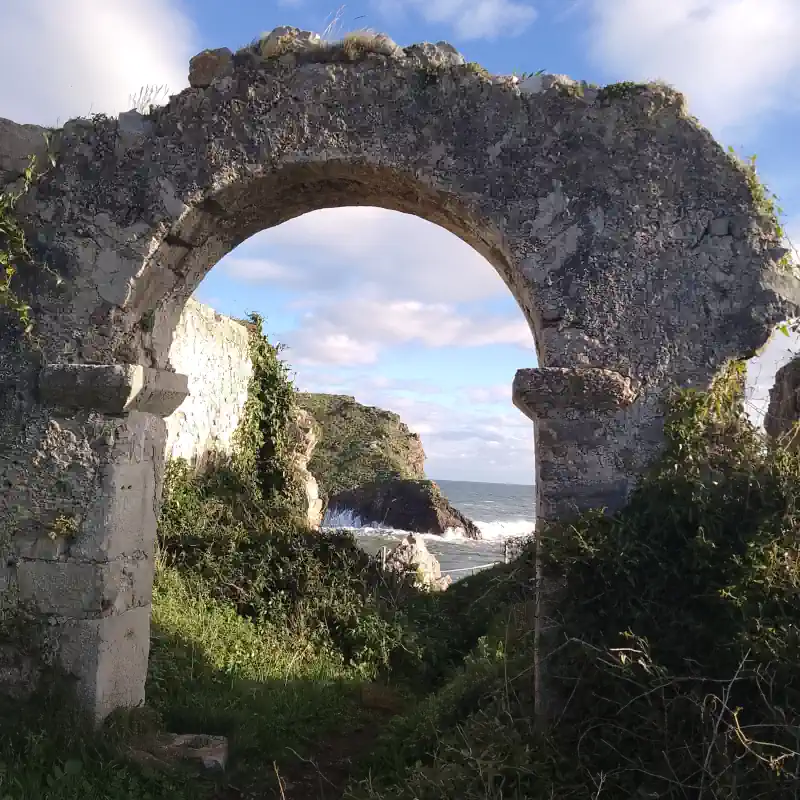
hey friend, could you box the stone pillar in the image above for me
[512,366,640,723]
[19,364,188,721]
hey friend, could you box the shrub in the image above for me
[351,361,800,798]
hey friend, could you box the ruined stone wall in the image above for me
[2,25,799,723]
[161,298,252,467]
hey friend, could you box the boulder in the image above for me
[385,534,452,591]
[257,26,323,59]
[188,47,234,88]
[329,478,481,539]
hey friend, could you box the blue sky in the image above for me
[3,0,799,484]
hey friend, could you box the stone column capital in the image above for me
[38,363,189,417]
[513,367,639,419]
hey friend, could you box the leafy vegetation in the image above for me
[0,155,41,336]
[348,361,800,799]
[232,313,306,521]
[4,340,800,800]
[596,80,650,101]
[296,393,426,498]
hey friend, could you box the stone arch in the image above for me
[1,30,798,719]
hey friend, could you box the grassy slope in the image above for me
[296,393,425,497]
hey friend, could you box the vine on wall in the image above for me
[0,137,59,339]
[232,312,306,518]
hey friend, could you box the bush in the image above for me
[350,362,800,799]
[158,458,426,678]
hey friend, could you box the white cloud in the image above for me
[465,384,511,404]
[1,0,196,127]
[283,297,533,365]
[374,0,537,40]
[586,0,800,133]
[227,207,509,304]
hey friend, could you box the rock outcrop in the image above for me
[764,356,800,448]
[286,407,325,528]
[296,394,425,497]
[329,479,481,540]
[385,535,452,591]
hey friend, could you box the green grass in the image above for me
[0,561,380,799]
[147,564,374,793]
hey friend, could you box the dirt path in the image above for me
[215,686,403,800]
[270,710,395,800]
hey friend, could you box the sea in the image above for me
[321,479,536,582]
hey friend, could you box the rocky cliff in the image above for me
[295,393,426,498]
[764,356,800,448]
[329,479,482,539]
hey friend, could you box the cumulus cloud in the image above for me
[465,384,512,404]
[282,297,533,366]
[586,0,800,133]
[226,208,510,304]
[374,0,538,40]
[1,0,196,127]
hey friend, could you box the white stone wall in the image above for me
[163,298,252,465]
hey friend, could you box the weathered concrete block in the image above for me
[162,298,252,464]
[16,555,154,617]
[58,605,152,721]
[38,364,189,417]
[72,460,159,561]
[513,367,638,417]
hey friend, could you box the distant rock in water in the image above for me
[329,478,482,540]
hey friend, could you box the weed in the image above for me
[128,84,170,115]
[727,147,794,271]
[464,61,491,79]
[596,80,649,102]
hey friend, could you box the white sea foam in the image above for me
[321,507,534,544]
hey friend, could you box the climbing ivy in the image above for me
[0,157,38,335]
[232,313,305,513]
[0,137,59,339]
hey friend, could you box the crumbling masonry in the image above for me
[1,28,798,721]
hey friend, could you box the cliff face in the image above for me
[295,393,426,497]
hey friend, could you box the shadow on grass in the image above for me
[146,621,382,799]
[0,624,390,800]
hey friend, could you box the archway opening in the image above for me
[163,204,540,576]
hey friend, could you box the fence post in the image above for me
[380,546,387,571]
[504,541,509,564]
